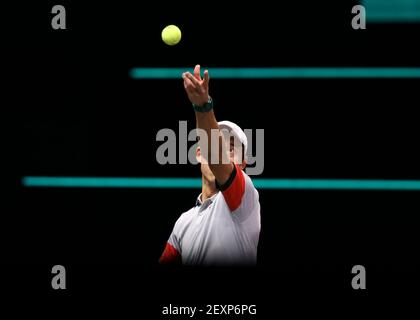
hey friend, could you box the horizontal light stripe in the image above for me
[363,0,420,22]
[129,68,420,79]
[22,177,420,191]
[22,177,201,188]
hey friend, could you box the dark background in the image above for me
[3,0,420,316]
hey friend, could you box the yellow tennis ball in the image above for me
[161,25,182,46]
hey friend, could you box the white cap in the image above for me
[218,120,248,161]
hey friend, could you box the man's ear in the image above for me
[196,147,202,163]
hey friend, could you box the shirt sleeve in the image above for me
[216,164,246,212]
[158,230,182,264]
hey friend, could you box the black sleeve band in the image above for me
[215,165,237,191]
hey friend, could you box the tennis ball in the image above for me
[161,25,182,46]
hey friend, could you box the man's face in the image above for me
[200,162,216,182]
[228,136,245,165]
[197,136,246,181]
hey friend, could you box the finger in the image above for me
[193,65,201,80]
[182,73,189,89]
[186,72,201,87]
[183,75,196,90]
[183,72,195,87]
[203,70,209,87]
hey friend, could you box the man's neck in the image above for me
[201,176,218,203]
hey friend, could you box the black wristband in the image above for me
[192,97,213,112]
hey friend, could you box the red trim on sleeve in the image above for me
[159,242,181,264]
[221,164,246,212]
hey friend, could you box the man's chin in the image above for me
[202,173,216,184]
[207,176,216,184]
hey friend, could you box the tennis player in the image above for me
[159,65,261,266]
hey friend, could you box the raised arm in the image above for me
[182,65,234,186]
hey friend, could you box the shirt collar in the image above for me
[195,192,218,206]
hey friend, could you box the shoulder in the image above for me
[240,171,260,210]
[173,205,196,232]
[243,171,259,197]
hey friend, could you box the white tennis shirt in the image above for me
[159,164,261,265]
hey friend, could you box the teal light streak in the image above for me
[363,0,420,22]
[22,177,420,191]
[129,68,420,79]
[22,177,201,189]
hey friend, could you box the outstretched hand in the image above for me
[182,65,210,107]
